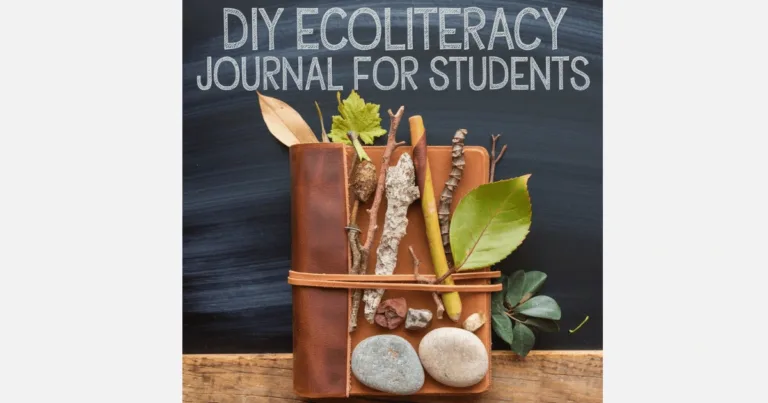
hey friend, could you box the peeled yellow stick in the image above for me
[409,115,462,322]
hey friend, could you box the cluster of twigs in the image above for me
[348,107,406,332]
[347,121,508,330]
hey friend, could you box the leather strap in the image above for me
[288,270,502,293]
[288,270,501,282]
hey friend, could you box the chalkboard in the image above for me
[183,0,602,353]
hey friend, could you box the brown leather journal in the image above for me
[289,142,491,398]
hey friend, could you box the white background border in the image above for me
[1,0,767,402]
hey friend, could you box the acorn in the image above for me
[351,159,377,202]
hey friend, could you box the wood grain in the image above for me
[183,351,602,402]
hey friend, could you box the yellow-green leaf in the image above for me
[328,90,386,145]
[449,175,533,271]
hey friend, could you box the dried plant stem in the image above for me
[438,129,467,260]
[359,106,406,272]
[315,101,329,143]
[410,115,462,322]
[409,246,445,320]
[346,134,364,332]
[490,134,508,182]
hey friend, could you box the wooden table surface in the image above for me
[183,351,602,402]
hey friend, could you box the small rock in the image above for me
[374,297,407,329]
[418,328,489,388]
[462,312,487,332]
[351,335,425,394]
[405,308,432,330]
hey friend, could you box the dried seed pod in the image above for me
[374,297,407,330]
[351,160,377,202]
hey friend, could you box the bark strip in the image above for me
[438,129,467,258]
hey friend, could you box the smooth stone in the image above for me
[405,308,432,330]
[418,327,489,387]
[351,335,425,394]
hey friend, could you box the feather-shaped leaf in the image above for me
[257,91,318,146]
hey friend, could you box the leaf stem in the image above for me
[346,131,371,161]
[504,311,524,323]
[569,315,590,334]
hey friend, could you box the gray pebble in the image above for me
[418,327,489,387]
[405,308,433,330]
[351,335,425,394]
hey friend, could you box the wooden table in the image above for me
[183,351,602,402]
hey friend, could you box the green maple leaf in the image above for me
[328,90,387,145]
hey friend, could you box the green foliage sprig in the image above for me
[492,270,562,357]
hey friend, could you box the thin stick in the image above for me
[409,246,445,320]
[490,134,508,182]
[346,133,364,332]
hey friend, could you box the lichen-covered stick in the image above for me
[438,129,467,261]
[363,154,420,323]
[357,106,406,282]
[409,246,445,319]
[349,108,405,331]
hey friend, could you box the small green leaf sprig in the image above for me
[492,270,562,357]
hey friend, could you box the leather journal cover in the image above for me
[290,142,491,397]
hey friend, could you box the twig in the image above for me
[315,101,329,143]
[346,132,365,332]
[409,246,445,320]
[438,129,467,261]
[490,134,508,182]
[359,106,406,272]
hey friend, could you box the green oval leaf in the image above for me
[491,286,506,317]
[520,317,560,333]
[492,313,514,345]
[522,271,547,297]
[505,270,526,307]
[449,175,532,271]
[510,322,535,357]
[514,295,561,320]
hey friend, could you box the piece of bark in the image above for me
[438,129,467,258]
[363,153,420,323]
[358,107,406,277]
